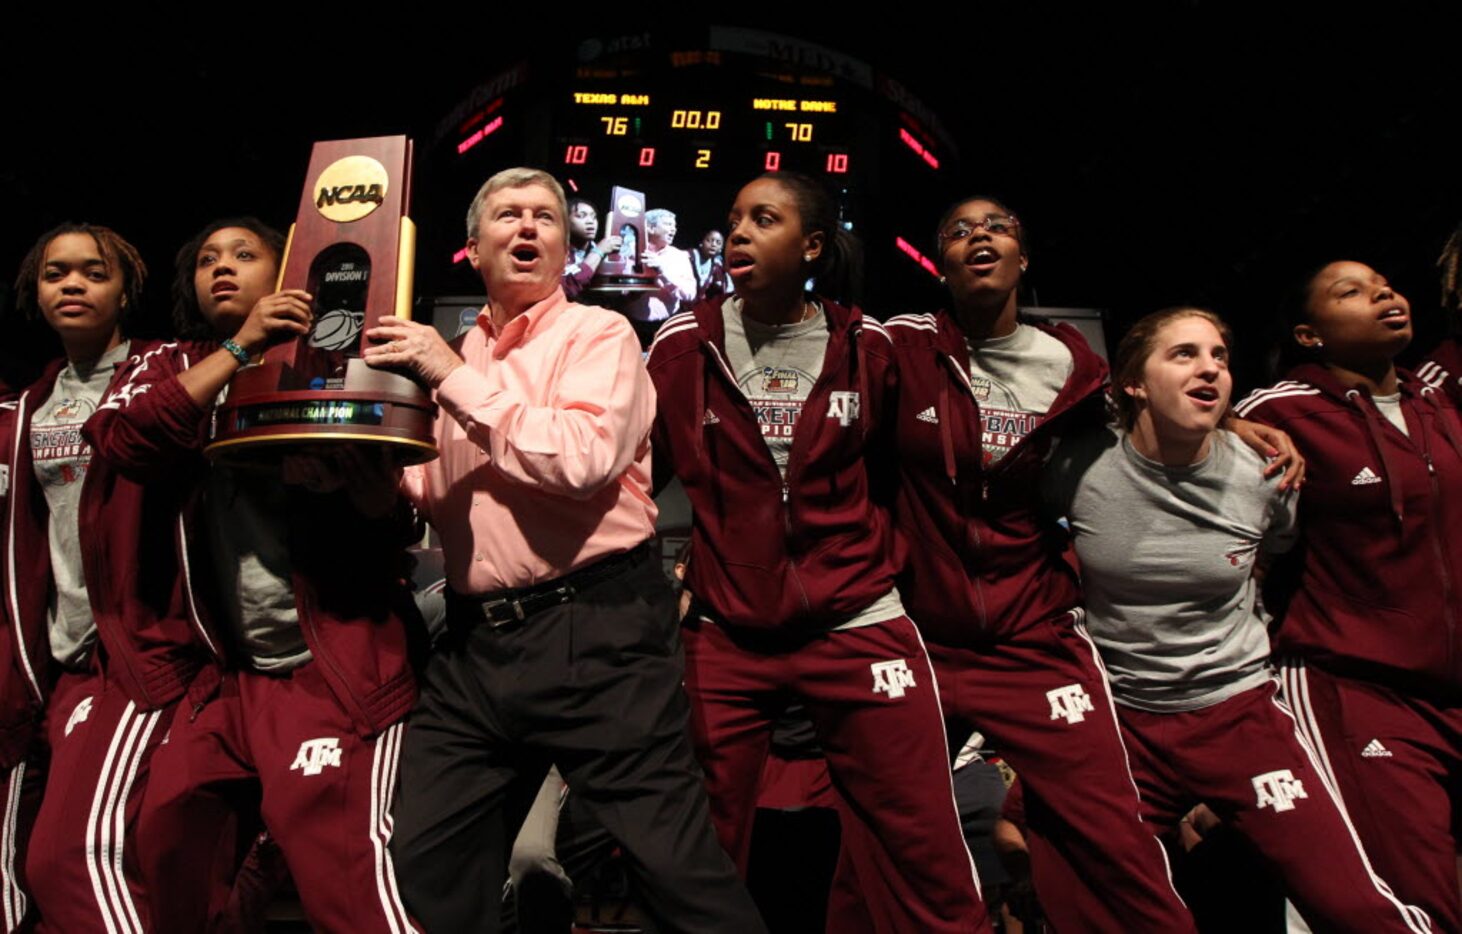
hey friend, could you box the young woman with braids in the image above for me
[1236,259,1462,931]
[0,223,174,930]
[1047,306,1427,934]
[647,172,990,932]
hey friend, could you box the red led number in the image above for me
[563,145,589,165]
[639,147,656,166]
[825,153,849,174]
[764,151,782,171]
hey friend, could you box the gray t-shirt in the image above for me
[205,466,311,672]
[966,324,1073,466]
[1372,393,1409,437]
[1045,428,1297,712]
[32,341,131,666]
[721,299,904,630]
[723,298,830,477]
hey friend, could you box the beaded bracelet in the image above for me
[221,339,251,365]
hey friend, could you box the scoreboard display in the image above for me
[417,28,962,314]
[556,90,852,179]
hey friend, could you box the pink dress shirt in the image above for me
[404,288,658,594]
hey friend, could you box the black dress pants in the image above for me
[390,552,764,934]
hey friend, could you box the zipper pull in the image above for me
[1426,453,1437,475]
[190,702,205,723]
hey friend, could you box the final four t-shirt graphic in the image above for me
[31,341,132,666]
[722,300,830,476]
[966,324,1074,467]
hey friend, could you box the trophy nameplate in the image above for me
[207,136,438,464]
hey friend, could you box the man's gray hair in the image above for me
[465,168,569,244]
[645,208,676,231]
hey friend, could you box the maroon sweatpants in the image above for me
[1120,680,1430,933]
[20,670,170,933]
[1281,660,1461,932]
[927,612,1195,934]
[136,663,416,934]
[0,756,40,932]
[682,613,990,934]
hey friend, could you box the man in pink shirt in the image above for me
[363,167,763,933]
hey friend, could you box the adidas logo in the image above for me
[703,409,721,425]
[1361,739,1393,758]
[916,406,939,424]
[1351,467,1382,486]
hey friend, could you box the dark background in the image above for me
[3,7,1457,392]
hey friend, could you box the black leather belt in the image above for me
[450,543,650,629]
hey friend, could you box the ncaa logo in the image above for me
[1046,684,1093,724]
[290,737,344,777]
[871,659,916,699]
[1252,769,1307,812]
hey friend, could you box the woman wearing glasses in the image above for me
[881,197,1301,932]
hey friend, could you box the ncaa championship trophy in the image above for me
[586,185,659,294]
[206,135,438,464]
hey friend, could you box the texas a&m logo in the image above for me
[1046,684,1094,724]
[1252,769,1307,812]
[827,391,861,427]
[871,659,916,699]
[290,737,344,776]
[65,695,94,737]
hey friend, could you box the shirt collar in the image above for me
[478,287,569,357]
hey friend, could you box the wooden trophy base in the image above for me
[206,359,438,465]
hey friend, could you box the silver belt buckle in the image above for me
[482,596,527,627]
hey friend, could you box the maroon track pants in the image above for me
[1121,679,1430,934]
[682,612,990,934]
[137,663,416,934]
[1281,660,1460,932]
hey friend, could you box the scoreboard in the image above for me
[555,90,852,179]
[416,28,963,314]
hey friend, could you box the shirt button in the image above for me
[475,553,484,562]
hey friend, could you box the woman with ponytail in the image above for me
[647,172,990,933]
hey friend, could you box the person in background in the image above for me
[624,208,696,346]
[689,229,733,305]
[562,197,621,302]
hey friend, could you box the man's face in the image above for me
[468,184,567,306]
[649,215,676,249]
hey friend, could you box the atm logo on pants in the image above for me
[1252,769,1307,812]
[291,737,344,776]
[871,659,916,699]
[1046,684,1093,724]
